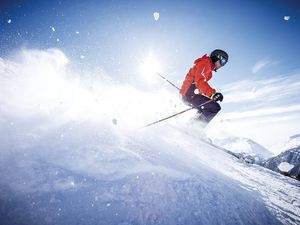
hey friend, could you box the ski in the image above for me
[199,138,253,163]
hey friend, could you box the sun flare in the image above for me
[139,54,161,83]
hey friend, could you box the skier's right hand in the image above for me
[211,92,223,102]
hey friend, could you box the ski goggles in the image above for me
[219,55,227,66]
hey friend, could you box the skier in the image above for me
[179,49,228,125]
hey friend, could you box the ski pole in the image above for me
[137,57,180,90]
[155,72,180,90]
[155,70,212,91]
[143,99,214,128]
[139,56,212,91]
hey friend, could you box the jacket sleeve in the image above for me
[194,64,215,97]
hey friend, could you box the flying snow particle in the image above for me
[284,16,290,21]
[76,31,80,34]
[153,12,160,21]
[112,118,118,125]
[51,26,56,32]
[7,19,12,24]
[80,55,85,59]
[56,38,60,42]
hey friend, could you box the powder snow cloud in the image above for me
[0,48,185,132]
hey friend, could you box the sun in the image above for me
[139,54,161,83]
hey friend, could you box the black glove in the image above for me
[211,92,223,102]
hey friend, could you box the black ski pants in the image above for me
[182,94,221,123]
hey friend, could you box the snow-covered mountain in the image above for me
[0,49,299,225]
[262,134,300,180]
[213,136,273,160]
[262,147,300,179]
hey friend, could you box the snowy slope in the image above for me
[0,49,299,225]
[1,121,300,225]
[213,136,273,159]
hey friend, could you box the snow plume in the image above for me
[1,49,69,119]
[0,48,192,184]
[0,48,183,132]
[0,48,187,180]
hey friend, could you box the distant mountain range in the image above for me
[213,136,273,163]
[214,134,300,180]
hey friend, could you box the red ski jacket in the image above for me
[180,54,216,97]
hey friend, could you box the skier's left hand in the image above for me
[211,92,223,102]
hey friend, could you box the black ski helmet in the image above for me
[210,49,228,66]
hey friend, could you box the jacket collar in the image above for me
[194,54,215,71]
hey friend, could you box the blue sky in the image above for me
[1,0,300,149]
[1,0,300,78]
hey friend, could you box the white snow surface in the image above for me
[278,162,295,173]
[0,49,299,225]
